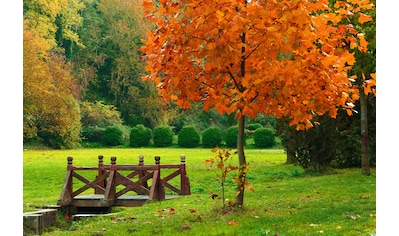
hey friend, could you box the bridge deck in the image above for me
[71,194,180,207]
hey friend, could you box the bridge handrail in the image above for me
[57,154,190,207]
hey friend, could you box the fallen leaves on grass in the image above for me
[228,221,239,226]
[182,223,191,230]
[348,215,356,220]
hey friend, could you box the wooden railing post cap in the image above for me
[98,155,104,162]
[67,156,73,163]
[111,156,117,164]
[180,154,186,162]
[155,156,161,164]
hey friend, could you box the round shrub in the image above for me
[202,126,222,148]
[129,124,152,147]
[103,125,124,146]
[254,128,276,148]
[246,123,263,131]
[153,125,174,147]
[178,125,200,148]
[225,125,246,148]
[81,126,104,142]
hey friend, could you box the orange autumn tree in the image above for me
[141,0,373,206]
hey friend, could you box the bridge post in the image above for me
[180,154,191,195]
[104,156,117,204]
[138,154,148,188]
[149,156,165,200]
[95,155,106,194]
[67,156,73,196]
[57,156,74,206]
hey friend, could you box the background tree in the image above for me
[24,0,85,50]
[23,22,81,149]
[71,0,163,128]
[341,0,376,176]
[141,0,373,206]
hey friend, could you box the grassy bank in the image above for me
[23,148,376,235]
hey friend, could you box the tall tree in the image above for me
[343,0,376,175]
[23,0,85,50]
[141,0,373,206]
[73,0,163,128]
[23,22,81,148]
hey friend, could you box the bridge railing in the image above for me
[57,155,190,207]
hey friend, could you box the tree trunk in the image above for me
[235,115,246,207]
[360,89,371,176]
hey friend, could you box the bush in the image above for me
[246,123,263,131]
[178,125,200,148]
[225,126,246,148]
[103,125,124,146]
[254,128,276,148]
[80,101,123,128]
[153,125,174,147]
[129,124,152,147]
[81,126,105,142]
[202,126,222,148]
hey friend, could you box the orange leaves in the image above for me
[228,221,239,226]
[362,73,376,96]
[357,33,369,52]
[141,0,374,130]
[358,13,373,24]
[215,10,225,21]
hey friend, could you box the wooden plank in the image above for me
[71,172,108,197]
[104,170,116,201]
[162,180,180,195]
[162,169,180,182]
[57,170,73,206]
[114,172,149,195]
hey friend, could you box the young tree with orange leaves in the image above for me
[141,0,374,206]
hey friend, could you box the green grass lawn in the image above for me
[23,148,376,235]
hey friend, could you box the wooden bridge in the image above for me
[57,155,191,208]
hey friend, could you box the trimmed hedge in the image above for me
[202,126,222,148]
[178,125,200,148]
[129,124,152,147]
[225,125,245,148]
[103,125,124,146]
[246,123,263,131]
[153,125,174,147]
[254,128,276,148]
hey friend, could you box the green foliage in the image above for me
[178,125,200,148]
[72,0,163,128]
[153,125,174,147]
[276,100,376,172]
[253,128,276,148]
[225,126,245,148]
[81,126,105,142]
[167,103,237,134]
[246,123,263,131]
[103,125,124,146]
[129,124,152,147]
[23,27,82,149]
[249,114,277,129]
[245,123,263,139]
[201,126,222,148]
[80,101,123,128]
